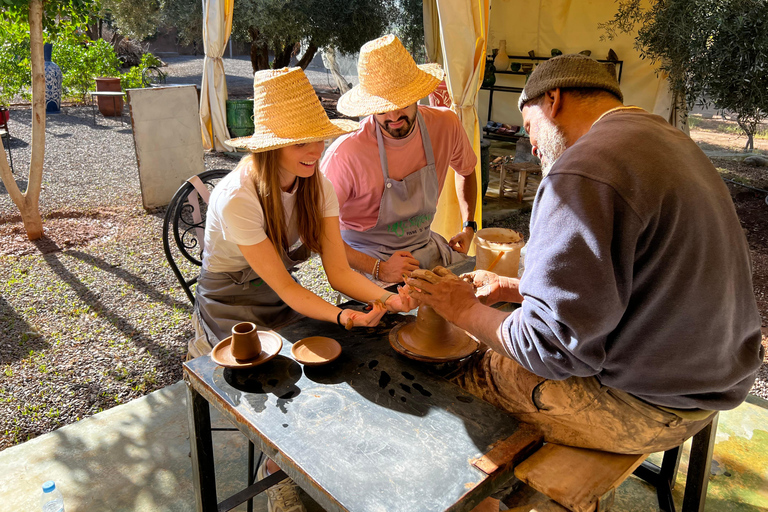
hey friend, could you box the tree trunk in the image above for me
[273,41,296,69]
[296,42,318,70]
[0,0,45,240]
[248,27,269,72]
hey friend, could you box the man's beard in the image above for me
[378,112,416,138]
[536,116,568,176]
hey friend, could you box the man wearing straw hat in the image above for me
[407,54,762,457]
[321,35,478,284]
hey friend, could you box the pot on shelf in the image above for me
[493,40,510,71]
[94,77,123,117]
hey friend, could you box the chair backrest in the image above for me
[163,168,231,304]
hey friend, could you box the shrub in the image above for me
[53,35,122,103]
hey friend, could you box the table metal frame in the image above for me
[88,91,127,126]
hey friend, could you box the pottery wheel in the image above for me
[389,317,479,363]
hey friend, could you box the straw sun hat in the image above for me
[226,67,359,152]
[336,34,444,117]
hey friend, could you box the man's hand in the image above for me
[406,269,481,327]
[379,251,420,283]
[448,228,474,254]
[461,270,503,305]
[461,270,523,305]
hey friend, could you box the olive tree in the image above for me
[601,0,768,151]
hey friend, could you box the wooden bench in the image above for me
[507,413,719,512]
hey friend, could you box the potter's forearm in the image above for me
[455,302,511,355]
[499,277,524,303]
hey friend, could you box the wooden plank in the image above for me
[514,444,647,512]
[471,424,543,475]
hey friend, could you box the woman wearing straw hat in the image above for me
[192,67,415,352]
[321,35,478,285]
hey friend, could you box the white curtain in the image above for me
[200,0,234,152]
[426,0,490,250]
[653,72,690,134]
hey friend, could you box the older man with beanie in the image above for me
[321,35,478,284]
[408,54,764,454]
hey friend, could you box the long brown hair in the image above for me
[238,149,325,255]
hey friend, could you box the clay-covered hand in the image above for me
[379,251,420,283]
[406,270,479,325]
[461,270,523,305]
[384,284,419,312]
[461,270,503,305]
[448,229,474,254]
[340,302,387,329]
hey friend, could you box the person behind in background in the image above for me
[408,54,764,460]
[321,34,478,284]
[192,67,416,512]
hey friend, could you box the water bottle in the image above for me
[41,481,65,512]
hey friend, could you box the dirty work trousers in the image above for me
[450,348,715,454]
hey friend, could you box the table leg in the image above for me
[186,383,219,512]
[91,97,97,126]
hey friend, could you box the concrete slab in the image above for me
[5,380,766,512]
[5,381,261,512]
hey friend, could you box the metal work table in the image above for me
[88,90,127,126]
[184,262,542,512]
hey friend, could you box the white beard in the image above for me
[536,116,568,177]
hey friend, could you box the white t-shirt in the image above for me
[202,168,340,273]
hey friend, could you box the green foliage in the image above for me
[392,0,425,62]
[120,53,164,89]
[99,0,161,40]
[0,13,31,104]
[54,36,121,101]
[601,0,768,151]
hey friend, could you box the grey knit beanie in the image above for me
[518,53,623,111]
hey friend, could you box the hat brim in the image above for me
[225,118,359,153]
[337,63,444,117]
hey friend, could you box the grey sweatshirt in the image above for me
[501,110,764,410]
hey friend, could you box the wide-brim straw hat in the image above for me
[337,35,444,117]
[226,67,359,152]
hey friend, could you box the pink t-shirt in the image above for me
[320,106,476,231]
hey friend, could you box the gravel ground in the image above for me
[1,56,766,450]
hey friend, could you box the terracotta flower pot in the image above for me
[0,107,9,125]
[94,77,123,117]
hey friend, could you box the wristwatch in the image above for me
[463,221,478,232]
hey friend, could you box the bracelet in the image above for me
[379,291,396,304]
[372,259,381,281]
[336,310,344,327]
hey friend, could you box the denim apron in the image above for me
[341,112,467,270]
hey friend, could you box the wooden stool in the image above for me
[512,413,719,512]
[499,162,541,203]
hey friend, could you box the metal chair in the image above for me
[0,113,13,173]
[164,168,268,512]
[163,168,231,304]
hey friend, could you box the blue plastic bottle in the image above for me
[41,481,65,512]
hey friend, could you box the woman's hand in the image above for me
[384,284,418,312]
[339,301,387,329]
